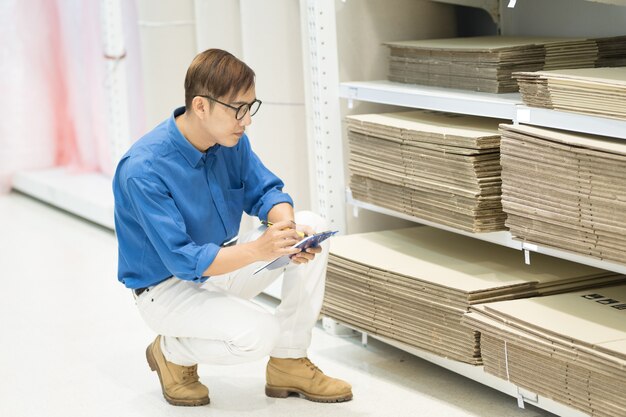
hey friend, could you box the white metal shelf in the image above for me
[516,105,626,140]
[349,188,626,275]
[12,168,115,230]
[339,80,522,120]
[323,317,589,417]
[339,81,626,140]
[347,188,522,250]
[521,241,626,275]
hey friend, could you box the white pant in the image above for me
[134,211,329,366]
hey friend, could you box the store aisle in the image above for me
[0,192,554,417]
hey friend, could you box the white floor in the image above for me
[0,191,556,417]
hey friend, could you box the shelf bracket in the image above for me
[517,387,539,409]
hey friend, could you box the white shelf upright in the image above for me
[299,0,346,233]
[101,0,133,167]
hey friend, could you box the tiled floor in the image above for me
[0,192,555,417]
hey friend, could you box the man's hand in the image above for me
[291,224,321,265]
[254,220,302,261]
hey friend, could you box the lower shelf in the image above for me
[346,188,522,250]
[12,167,115,230]
[347,188,626,276]
[323,317,590,417]
[522,241,626,276]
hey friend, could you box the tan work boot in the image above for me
[145,335,210,406]
[265,357,353,403]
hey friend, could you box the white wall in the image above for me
[136,0,197,129]
[194,0,243,57]
[195,1,310,216]
[239,0,310,213]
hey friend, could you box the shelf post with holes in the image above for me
[299,0,347,233]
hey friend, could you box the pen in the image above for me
[261,220,306,238]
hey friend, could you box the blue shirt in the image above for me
[112,106,293,289]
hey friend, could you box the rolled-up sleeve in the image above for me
[240,136,293,220]
[125,176,220,281]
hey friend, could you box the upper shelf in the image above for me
[430,0,626,28]
[339,80,521,120]
[516,105,626,140]
[340,80,626,139]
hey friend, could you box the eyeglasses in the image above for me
[196,95,262,120]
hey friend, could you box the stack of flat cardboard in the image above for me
[596,35,626,67]
[500,123,626,265]
[386,35,626,93]
[322,227,624,365]
[515,67,626,120]
[347,111,506,233]
[463,284,626,417]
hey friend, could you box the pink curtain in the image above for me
[0,0,144,193]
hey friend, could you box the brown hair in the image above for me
[184,49,255,110]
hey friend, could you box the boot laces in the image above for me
[301,358,323,373]
[181,365,199,382]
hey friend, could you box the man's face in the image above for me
[204,86,256,148]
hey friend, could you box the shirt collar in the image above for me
[168,106,221,168]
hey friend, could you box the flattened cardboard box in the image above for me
[323,227,621,364]
[515,67,626,120]
[346,111,505,232]
[499,123,626,263]
[463,286,626,417]
[329,227,609,293]
[386,36,626,93]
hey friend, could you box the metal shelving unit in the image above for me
[339,81,626,277]
[339,81,626,275]
[300,1,626,416]
[338,80,626,275]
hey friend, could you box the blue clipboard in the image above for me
[253,230,338,275]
